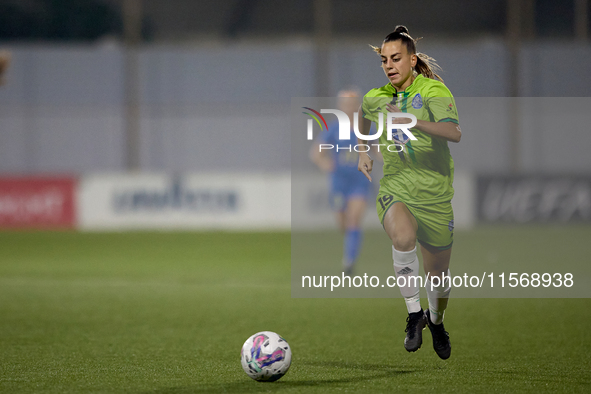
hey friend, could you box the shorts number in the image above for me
[378,195,394,210]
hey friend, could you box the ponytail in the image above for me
[415,52,443,82]
[371,25,443,82]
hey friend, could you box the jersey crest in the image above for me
[412,93,423,109]
[448,220,454,231]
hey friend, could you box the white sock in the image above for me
[392,246,421,314]
[425,270,451,325]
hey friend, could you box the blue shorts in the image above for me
[329,175,371,212]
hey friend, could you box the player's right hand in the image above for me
[358,153,373,182]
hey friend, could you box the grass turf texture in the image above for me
[0,227,590,393]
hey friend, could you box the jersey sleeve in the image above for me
[425,82,459,124]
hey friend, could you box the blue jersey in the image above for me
[318,121,365,179]
[318,121,371,210]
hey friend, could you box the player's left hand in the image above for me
[385,103,412,124]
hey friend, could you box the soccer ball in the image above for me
[240,331,292,382]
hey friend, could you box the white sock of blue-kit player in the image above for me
[425,270,451,325]
[392,246,421,314]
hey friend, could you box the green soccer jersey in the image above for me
[362,74,459,205]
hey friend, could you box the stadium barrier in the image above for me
[0,176,77,229]
[78,173,290,230]
[0,172,479,230]
[477,175,591,223]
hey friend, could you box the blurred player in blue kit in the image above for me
[309,88,373,276]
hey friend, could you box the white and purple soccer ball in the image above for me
[240,331,292,382]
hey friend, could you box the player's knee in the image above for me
[345,215,362,229]
[391,232,416,251]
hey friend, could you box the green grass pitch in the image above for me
[0,227,590,393]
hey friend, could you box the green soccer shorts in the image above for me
[376,184,454,251]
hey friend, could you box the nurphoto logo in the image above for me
[303,107,417,153]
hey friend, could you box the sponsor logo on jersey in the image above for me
[412,93,423,109]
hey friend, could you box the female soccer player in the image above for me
[310,88,371,276]
[357,26,461,360]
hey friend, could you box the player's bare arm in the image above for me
[385,102,461,143]
[415,120,461,143]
